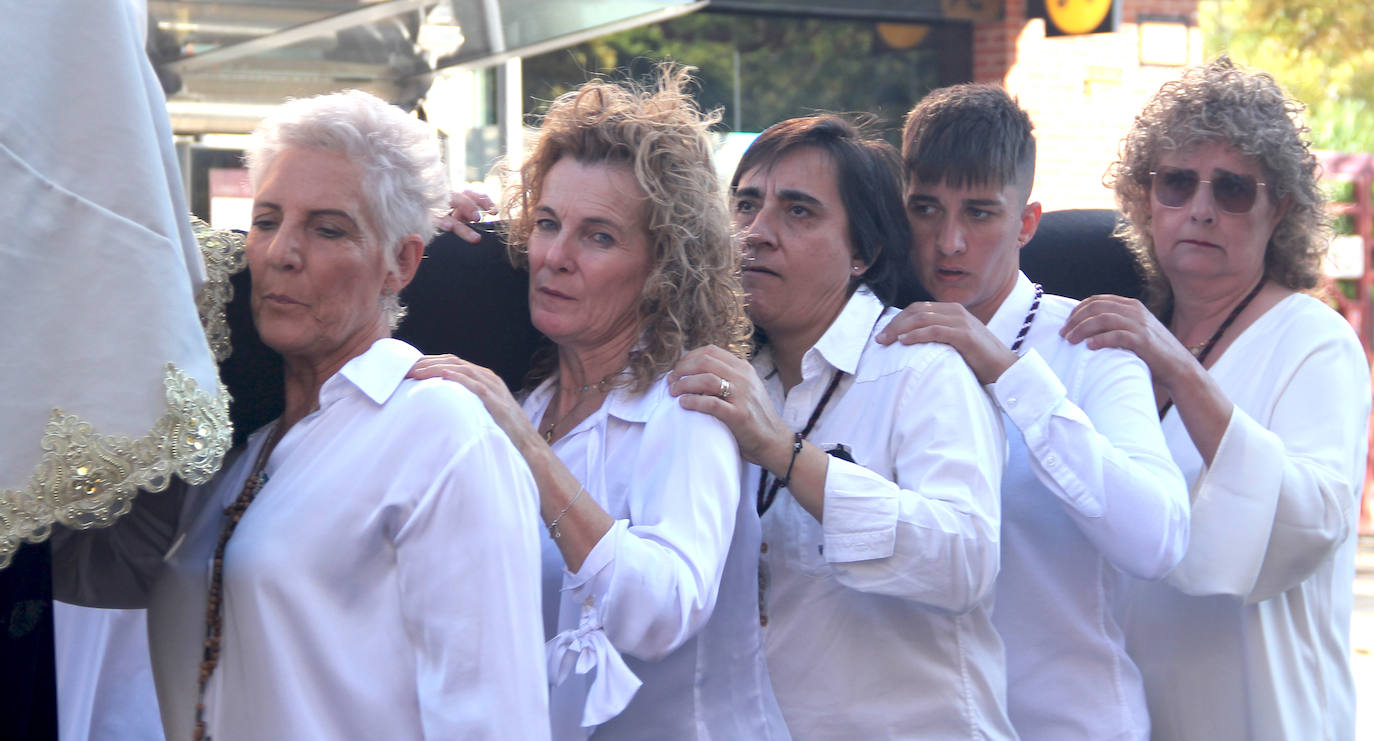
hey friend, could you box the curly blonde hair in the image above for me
[501,64,751,391]
[1107,55,1329,313]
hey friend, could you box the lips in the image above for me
[743,265,780,277]
[262,292,304,307]
[931,266,969,283]
[537,285,575,301]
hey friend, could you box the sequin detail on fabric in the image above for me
[192,217,246,364]
[0,364,231,568]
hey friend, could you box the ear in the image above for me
[850,259,870,278]
[1269,194,1292,232]
[1016,200,1043,249]
[385,234,426,295]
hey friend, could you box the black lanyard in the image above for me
[1159,278,1265,419]
[756,369,845,516]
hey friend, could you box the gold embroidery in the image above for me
[0,364,231,569]
[192,217,246,363]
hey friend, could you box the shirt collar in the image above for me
[321,337,423,407]
[804,286,885,378]
[985,271,1038,347]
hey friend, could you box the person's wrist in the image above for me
[765,433,805,485]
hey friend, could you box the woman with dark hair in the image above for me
[670,115,1012,739]
[1062,57,1371,739]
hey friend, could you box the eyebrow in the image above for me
[907,193,1002,209]
[735,185,824,207]
[778,188,823,206]
[253,202,362,229]
[534,204,625,231]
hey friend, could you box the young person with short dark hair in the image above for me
[879,84,1190,740]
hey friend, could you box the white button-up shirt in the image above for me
[526,374,790,741]
[1119,293,1370,741]
[754,287,1014,740]
[984,273,1189,740]
[55,338,550,740]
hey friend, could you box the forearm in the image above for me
[757,434,830,523]
[521,441,612,573]
[1158,358,1234,468]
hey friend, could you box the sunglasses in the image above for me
[1149,166,1268,214]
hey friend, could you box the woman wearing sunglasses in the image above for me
[1061,57,1370,740]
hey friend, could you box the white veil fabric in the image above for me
[0,2,232,568]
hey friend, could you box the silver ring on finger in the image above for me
[719,378,732,400]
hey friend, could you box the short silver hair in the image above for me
[245,89,448,328]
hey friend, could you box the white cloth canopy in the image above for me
[0,3,230,568]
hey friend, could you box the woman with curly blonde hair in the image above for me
[411,65,788,740]
[1062,56,1370,739]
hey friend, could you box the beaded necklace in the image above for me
[192,422,283,741]
[1009,283,1044,354]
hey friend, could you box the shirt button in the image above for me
[760,615,769,627]
[1007,397,1018,407]
[1046,454,1058,467]
[760,542,769,554]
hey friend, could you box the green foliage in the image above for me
[521,12,941,143]
[1200,0,1374,153]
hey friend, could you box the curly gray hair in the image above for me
[1107,55,1329,313]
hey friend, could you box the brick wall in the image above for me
[974,0,1203,210]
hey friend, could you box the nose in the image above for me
[1186,181,1218,223]
[934,215,966,257]
[540,228,576,273]
[259,222,302,272]
[741,207,777,256]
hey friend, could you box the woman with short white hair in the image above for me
[55,89,549,740]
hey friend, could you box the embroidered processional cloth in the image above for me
[0,2,232,569]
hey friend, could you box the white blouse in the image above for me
[985,273,1189,740]
[1119,293,1370,741]
[525,374,789,740]
[55,339,550,740]
[754,287,1014,740]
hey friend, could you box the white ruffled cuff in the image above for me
[546,600,643,728]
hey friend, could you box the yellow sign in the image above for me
[1043,0,1117,35]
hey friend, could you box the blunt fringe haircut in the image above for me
[901,83,1036,197]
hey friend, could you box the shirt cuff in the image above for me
[563,519,625,594]
[988,349,1065,431]
[821,457,898,563]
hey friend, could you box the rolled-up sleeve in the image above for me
[1167,335,1370,603]
[822,350,1005,614]
[394,424,549,740]
[562,404,741,662]
[990,347,1190,579]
